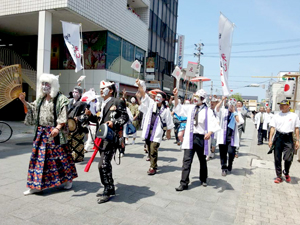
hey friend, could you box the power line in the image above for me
[185,38,300,49]
[202,45,300,54]
[185,53,300,58]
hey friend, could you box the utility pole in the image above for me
[210,81,213,97]
[194,43,204,89]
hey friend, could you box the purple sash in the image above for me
[231,125,235,146]
[223,109,229,145]
[150,107,165,141]
[222,109,236,146]
[204,107,209,156]
[189,106,209,155]
[144,104,154,139]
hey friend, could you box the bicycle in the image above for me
[0,121,13,143]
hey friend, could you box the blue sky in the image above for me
[177,0,300,101]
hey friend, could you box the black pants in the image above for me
[257,123,264,144]
[174,120,180,142]
[219,142,236,171]
[98,141,115,194]
[180,134,207,186]
[273,132,294,177]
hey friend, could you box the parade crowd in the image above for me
[18,74,300,204]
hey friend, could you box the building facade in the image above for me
[0,0,150,119]
[146,0,178,94]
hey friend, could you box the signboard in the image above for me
[146,57,155,73]
[145,74,155,81]
[277,71,298,81]
[146,83,160,88]
[186,61,197,77]
[176,35,185,69]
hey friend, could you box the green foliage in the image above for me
[229,93,243,102]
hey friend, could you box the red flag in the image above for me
[84,138,102,172]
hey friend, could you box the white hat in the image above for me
[228,98,237,106]
[100,80,114,89]
[38,73,60,98]
[194,89,207,98]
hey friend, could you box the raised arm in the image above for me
[215,96,226,113]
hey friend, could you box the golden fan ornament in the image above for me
[0,64,22,109]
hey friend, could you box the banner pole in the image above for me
[80,23,85,91]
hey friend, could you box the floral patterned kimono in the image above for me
[25,93,77,190]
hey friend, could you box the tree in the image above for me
[230,93,243,102]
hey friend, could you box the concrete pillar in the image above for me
[36,10,52,92]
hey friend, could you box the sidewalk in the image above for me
[0,119,299,224]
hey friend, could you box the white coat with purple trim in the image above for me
[139,94,174,143]
[174,103,220,152]
[216,107,244,147]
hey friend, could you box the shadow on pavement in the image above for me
[290,176,300,185]
[40,180,100,197]
[123,153,145,159]
[237,152,261,159]
[159,156,177,162]
[111,183,155,203]
[159,147,181,152]
[15,142,33,146]
[158,165,181,174]
[207,178,234,193]
[230,167,256,176]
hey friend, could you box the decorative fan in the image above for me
[0,64,22,109]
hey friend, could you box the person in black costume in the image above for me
[85,81,129,204]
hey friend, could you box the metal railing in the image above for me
[0,47,37,90]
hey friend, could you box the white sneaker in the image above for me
[120,153,124,158]
[125,139,129,145]
[210,152,215,159]
[132,140,135,145]
[206,155,210,161]
[64,181,73,190]
[23,189,41,196]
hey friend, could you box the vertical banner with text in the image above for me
[61,21,83,73]
[219,13,234,96]
[177,35,185,69]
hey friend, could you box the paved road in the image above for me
[0,120,300,225]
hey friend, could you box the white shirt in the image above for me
[140,95,174,143]
[174,103,220,150]
[269,111,300,133]
[99,97,112,123]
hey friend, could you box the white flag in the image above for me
[61,21,83,73]
[186,61,197,77]
[172,66,182,89]
[219,13,234,96]
[131,60,141,73]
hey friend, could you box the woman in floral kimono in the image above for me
[19,73,77,195]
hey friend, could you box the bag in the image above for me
[126,123,136,135]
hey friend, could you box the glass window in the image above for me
[157,17,161,36]
[149,10,153,30]
[83,31,106,69]
[152,14,157,33]
[135,47,145,73]
[121,40,134,76]
[106,32,121,73]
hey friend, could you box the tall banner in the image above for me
[61,21,83,72]
[219,13,234,96]
[177,35,185,69]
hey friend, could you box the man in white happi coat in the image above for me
[216,97,244,176]
[136,79,174,175]
[173,88,220,191]
[264,107,273,140]
[255,107,267,145]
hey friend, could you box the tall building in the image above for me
[0,0,150,120]
[146,0,178,95]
